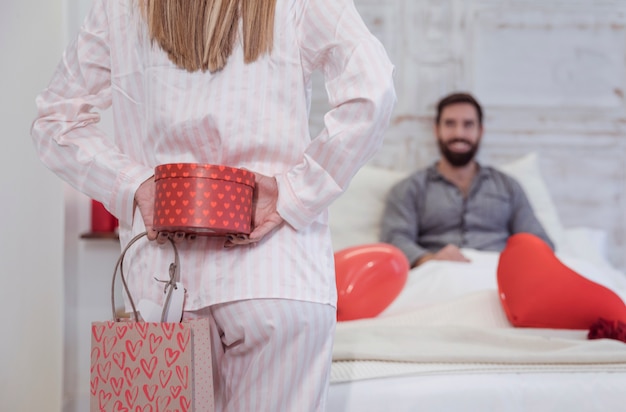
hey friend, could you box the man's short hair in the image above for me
[435,92,483,126]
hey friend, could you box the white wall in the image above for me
[0,1,65,411]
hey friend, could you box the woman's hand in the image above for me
[225,172,284,247]
[134,176,192,244]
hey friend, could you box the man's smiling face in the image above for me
[435,102,483,167]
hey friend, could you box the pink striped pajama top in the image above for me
[31,0,396,310]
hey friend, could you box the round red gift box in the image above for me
[153,163,255,236]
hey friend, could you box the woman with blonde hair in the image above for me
[32,0,396,410]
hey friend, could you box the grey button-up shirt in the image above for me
[380,163,554,266]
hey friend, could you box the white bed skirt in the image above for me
[327,371,626,412]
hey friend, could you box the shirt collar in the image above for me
[426,161,490,182]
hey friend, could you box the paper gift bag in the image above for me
[90,232,214,412]
[90,318,214,411]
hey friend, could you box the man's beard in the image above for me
[437,137,480,167]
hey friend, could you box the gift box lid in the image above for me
[155,163,255,187]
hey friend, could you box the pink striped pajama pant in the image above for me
[185,299,336,411]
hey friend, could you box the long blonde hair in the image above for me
[139,0,277,73]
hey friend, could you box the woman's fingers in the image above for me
[172,231,185,243]
[248,212,283,241]
[153,231,197,244]
[156,231,170,244]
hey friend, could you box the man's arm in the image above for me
[379,177,430,267]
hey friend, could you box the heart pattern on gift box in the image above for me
[153,163,255,236]
[90,321,193,412]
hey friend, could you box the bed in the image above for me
[325,153,626,411]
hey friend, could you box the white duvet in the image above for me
[331,249,626,383]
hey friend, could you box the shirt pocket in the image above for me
[468,191,512,231]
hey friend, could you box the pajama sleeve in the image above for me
[31,0,153,226]
[275,0,397,230]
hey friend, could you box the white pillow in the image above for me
[328,165,406,251]
[495,152,566,251]
[560,226,610,268]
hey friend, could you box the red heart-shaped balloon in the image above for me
[334,243,409,322]
[497,233,626,329]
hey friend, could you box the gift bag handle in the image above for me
[111,231,181,322]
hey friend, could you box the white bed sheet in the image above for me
[326,247,626,411]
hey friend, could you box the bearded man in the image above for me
[380,92,553,268]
